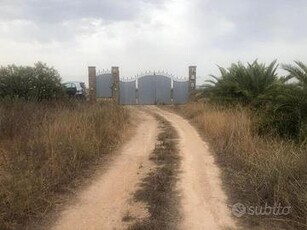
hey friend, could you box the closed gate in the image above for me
[138,74,172,105]
[173,80,189,104]
[96,72,113,98]
[91,67,195,105]
[120,80,136,105]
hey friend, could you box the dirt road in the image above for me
[51,107,236,230]
[153,107,236,230]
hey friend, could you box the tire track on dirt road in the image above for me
[152,106,237,230]
[51,110,159,230]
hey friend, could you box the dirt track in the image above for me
[51,107,236,230]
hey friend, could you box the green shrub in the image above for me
[258,84,307,140]
[0,62,64,101]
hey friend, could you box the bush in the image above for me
[0,62,64,101]
[258,84,307,140]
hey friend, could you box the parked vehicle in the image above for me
[63,81,86,99]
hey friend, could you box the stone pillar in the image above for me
[88,66,96,102]
[112,66,120,103]
[189,66,197,92]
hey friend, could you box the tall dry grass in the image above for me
[175,102,307,228]
[0,101,130,229]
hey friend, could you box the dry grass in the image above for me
[174,102,307,229]
[0,101,130,229]
[129,115,181,230]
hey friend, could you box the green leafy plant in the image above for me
[204,60,279,106]
[259,61,307,140]
[0,62,64,101]
[282,61,307,89]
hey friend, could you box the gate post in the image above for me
[112,66,120,103]
[189,66,197,99]
[88,66,97,102]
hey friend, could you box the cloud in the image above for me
[0,0,306,86]
[203,0,307,46]
[0,0,166,23]
[0,0,168,42]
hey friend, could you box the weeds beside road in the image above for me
[174,102,307,229]
[0,101,130,229]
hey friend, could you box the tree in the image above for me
[0,62,64,101]
[282,61,307,89]
[204,60,279,105]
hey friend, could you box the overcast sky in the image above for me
[0,0,307,85]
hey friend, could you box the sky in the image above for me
[0,0,307,86]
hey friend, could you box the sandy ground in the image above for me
[152,107,237,230]
[51,107,237,230]
[51,110,159,230]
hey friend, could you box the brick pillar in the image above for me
[112,66,120,103]
[88,66,96,102]
[189,66,197,93]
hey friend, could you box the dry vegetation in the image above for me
[129,116,181,230]
[174,102,307,229]
[0,101,130,229]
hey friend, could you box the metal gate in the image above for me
[138,74,171,105]
[93,69,190,105]
[96,73,113,98]
[173,80,189,104]
[119,80,136,105]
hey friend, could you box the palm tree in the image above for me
[203,60,279,105]
[259,83,307,140]
[279,61,307,140]
[282,61,307,89]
